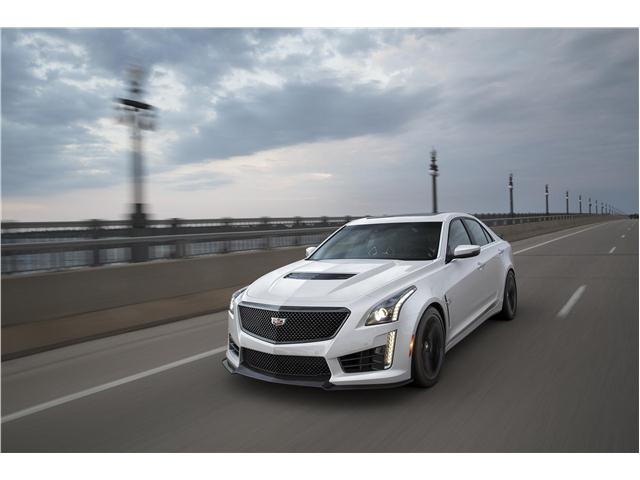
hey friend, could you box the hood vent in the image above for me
[284,272,357,280]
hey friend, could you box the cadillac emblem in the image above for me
[271,317,287,327]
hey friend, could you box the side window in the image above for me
[481,225,495,243]
[447,219,472,257]
[462,219,489,247]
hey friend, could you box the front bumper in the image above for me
[222,357,412,390]
[225,299,417,388]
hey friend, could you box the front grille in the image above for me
[241,348,331,379]
[339,346,386,373]
[239,304,350,343]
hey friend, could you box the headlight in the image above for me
[365,286,416,326]
[229,287,248,317]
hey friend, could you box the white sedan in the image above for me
[223,213,517,389]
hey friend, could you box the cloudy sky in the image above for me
[1,28,638,220]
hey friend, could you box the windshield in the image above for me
[309,222,442,261]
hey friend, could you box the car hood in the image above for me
[245,258,436,305]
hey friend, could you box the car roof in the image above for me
[347,212,474,226]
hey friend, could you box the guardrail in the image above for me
[1,227,336,274]
[0,212,588,239]
[0,216,357,241]
[0,216,355,230]
[0,213,604,274]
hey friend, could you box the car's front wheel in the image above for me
[412,306,445,388]
[499,270,517,320]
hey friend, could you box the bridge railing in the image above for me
[0,212,588,239]
[0,227,337,274]
[0,216,356,240]
[0,213,601,274]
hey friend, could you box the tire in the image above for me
[412,306,446,388]
[499,270,517,320]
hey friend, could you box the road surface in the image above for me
[2,219,638,452]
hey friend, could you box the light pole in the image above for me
[545,184,549,215]
[595,200,598,215]
[579,195,582,214]
[116,65,156,261]
[429,148,439,214]
[565,191,569,214]
[508,173,514,216]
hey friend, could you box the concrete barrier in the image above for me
[1,247,311,326]
[1,215,620,358]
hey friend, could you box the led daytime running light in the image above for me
[384,330,397,368]
[392,289,415,322]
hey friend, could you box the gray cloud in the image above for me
[1,28,278,195]
[176,82,438,163]
[166,172,233,191]
[1,28,638,218]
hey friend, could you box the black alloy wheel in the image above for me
[499,270,517,320]
[412,307,446,388]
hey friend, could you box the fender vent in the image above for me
[284,272,356,280]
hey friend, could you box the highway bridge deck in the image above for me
[2,219,638,452]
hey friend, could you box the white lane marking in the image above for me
[557,285,587,318]
[609,247,616,254]
[1,346,227,424]
[513,223,606,255]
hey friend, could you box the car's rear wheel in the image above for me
[499,270,517,320]
[412,307,445,388]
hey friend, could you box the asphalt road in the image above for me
[2,219,638,452]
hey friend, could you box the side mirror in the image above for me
[305,246,316,258]
[453,244,481,259]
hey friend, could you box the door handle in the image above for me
[498,248,505,255]
[476,261,485,270]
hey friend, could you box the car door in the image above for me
[462,218,501,308]
[444,218,487,342]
